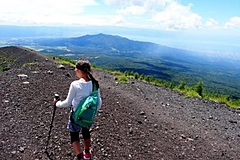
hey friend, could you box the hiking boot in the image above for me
[75,156,84,160]
[76,153,84,160]
[83,150,92,160]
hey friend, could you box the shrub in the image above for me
[115,75,128,83]
[178,81,186,90]
[133,72,139,79]
[0,66,11,71]
[23,62,38,67]
[193,81,203,97]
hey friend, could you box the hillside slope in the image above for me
[0,46,239,160]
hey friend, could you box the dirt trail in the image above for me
[0,46,239,160]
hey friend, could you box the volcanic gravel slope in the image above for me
[0,46,240,160]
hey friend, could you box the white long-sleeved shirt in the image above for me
[56,79,102,111]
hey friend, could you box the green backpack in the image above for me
[71,81,99,129]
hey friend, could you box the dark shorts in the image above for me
[68,111,90,143]
[70,127,90,143]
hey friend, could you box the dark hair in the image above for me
[76,58,99,89]
[76,58,91,73]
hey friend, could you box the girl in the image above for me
[53,58,102,160]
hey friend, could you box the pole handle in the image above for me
[54,93,60,101]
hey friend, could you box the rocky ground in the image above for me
[0,46,240,160]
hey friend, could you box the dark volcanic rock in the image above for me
[0,46,240,160]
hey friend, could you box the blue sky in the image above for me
[0,0,239,54]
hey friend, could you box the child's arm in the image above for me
[56,82,76,108]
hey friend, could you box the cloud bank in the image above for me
[0,0,239,30]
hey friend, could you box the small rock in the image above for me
[229,120,237,124]
[137,120,143,124]
[180,134,186,139]
[17,74,28,79]
[57,64,65,69]
[129,127,133,134]
[153,124,158,128]
[139,111,145,115]
[187,137,194,141]
[47,70,53,74]
[149,129,154,132]
[98,110,103,113]
[19,147,25,153]
[32,71,39,74]
[65,72,72,77]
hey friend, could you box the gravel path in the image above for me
[0,46,240,160]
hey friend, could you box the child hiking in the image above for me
[53,58,102,160]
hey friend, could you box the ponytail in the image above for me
[75,58,99,89]
[88,73,99,89]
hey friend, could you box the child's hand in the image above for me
[52,93,60,108]
[52,99,58,108]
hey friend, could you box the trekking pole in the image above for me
[45,94,60,152]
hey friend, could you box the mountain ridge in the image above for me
[2,33,240,99]
[33,34,240,99]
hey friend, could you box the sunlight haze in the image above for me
[0,0,239,54]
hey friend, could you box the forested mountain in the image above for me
[3,34,240,98]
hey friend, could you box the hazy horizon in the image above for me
[0,0,239,58]
[0,25,239,59]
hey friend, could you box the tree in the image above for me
[194,81,203,97]
[178,81,186,90]
[133,72,139,79]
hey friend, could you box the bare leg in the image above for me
[84,139,91,151]
[72,141,81,155]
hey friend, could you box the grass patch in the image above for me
[0,54,15,71]
[23,62,38,67]
[115,75,129,83]
[112,70,123,76]
[0,66,11,71]
[48,54,76,67]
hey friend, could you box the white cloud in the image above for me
[151,2,202,30]
[225,16,240,28]
[103,0,203,30]
[0,0,126,27]
[104,0,172,8]
[0,0,98,25]
[116,5,146,15]
[0,0,237,32]
[205,18,220,28]
[105,0,173,15]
